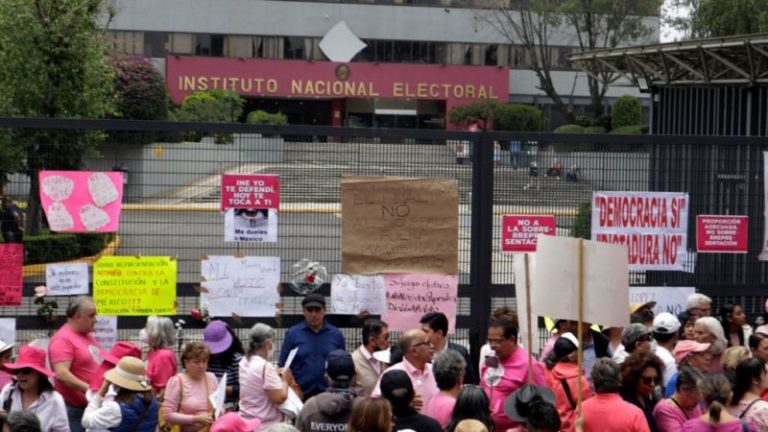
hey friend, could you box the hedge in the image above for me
[24,233,115,265]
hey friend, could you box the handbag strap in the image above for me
[3,389,12,413]
[204,373,213,414]
[742,418,749,432]
[740,399,761,419]
[560,378,577,410]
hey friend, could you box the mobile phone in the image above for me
[485,355,499,368]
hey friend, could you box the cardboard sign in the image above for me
[46,263,89,296]
[221,174,279,211]
[93,316,118,351]
[39,171,123,232]
[341,177,458,274]
[502,215,556,252]
[382,274,458,334]
[93,257,177,316]
[0,244,23,306]
[629,287,696,317]
[697,215,748,253]
[224,208,278,243]
[330,274,386,315]
[201,256,281,317]
[532,236,630,328]
[591,192,689,271]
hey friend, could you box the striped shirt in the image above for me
[208,352,242,404]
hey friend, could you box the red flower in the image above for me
[190,309,202,320]
[305,272,316,284]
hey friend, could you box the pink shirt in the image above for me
[162,372,218,432]
[653,398,702,432]
[481,347,545,432]
[426,391,456,429]
[147,348,178,394]
[238,355,284,430]
[49,323,101,407]
[683,418,757,432]
[372,358,438,414]
[582,393,650,432]
[0,371,12,390]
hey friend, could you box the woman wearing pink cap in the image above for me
[0,345,69,432]
[210,412,260,432]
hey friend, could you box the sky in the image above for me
[660,0,690,42]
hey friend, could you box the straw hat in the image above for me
[103,356,151,392]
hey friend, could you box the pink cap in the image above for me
[673,340,711,364]
[210,413,261,432]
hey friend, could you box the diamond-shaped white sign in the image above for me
[319,21,367,63]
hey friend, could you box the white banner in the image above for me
[629,287,696,317]
[760,152,768,260]
[592,191,689,271]
[201,256,281,317]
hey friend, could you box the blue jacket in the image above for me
[111,395,158,432]
[279,320,345,396]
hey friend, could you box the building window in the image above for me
[143,32,169,57]
[484,44,498,66]
[284,37,305,59]
[195,34,224,56]
[392,40,412,62]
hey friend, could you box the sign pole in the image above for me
[524,253,534,383]
[576,239,584,412]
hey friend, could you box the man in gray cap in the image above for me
[295,349,358,432]
[279,293,345,399]
[611,323,652,365]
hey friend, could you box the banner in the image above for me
[330,274,386,315]
[591,191,689,271]
[382,274,458,334]
[201,256,281,317]
[46,263,89,296]
[502,215,556,253]
[220,174,280,212]
[341,177,458,274]
[39,171,124,232]
[0,244,23,306]
[697,215,748,254]
[629,287,696,317]
[93,257,177,315]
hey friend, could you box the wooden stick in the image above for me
[525,253,534,384]
[576,239,585,412]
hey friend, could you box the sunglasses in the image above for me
[11,368,34,375]
[641,375,659,385]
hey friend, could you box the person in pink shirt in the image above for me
[581,358,650,432]
[49,296,101,432]
[426,350,466,429]
[162,341,218,432]
[653,366,702,432]
[0,339,15,390]
[88,341,142,392]
[481,317,545,432]
[542,332,592,432]
[683,373,756,432]
[144,316,178,397]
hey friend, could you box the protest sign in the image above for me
[0,319,16,347]
[0,244,23,306]
[93,256,177,315]
[382,274,458,333]
[201,256,281,317]
[330,274,386,315]
[513,253,537,353]
[221,174,279,211]
[224,208,278,242]
[341,177,458,274]
[532,236,630,328]
[591,191,689,271]
[502,215,556,252]
[629,287,695,317]
[93,316,118,350]
[46,263,89,296]
[39,171,123,232]
[697,215,748,253]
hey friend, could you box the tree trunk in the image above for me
[26,169,42,236]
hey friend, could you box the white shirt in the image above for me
[82,393,122,432]
[655,345,677,389]
[0,383,70,432]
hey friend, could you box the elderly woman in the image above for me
[426,350,466,430]
[543,332,592,432]
[719,304,753,348]
[695,317,728,372]
[144,316,178,397]
[621,351,664,432]
[652,366,702,431]
[162,342,218,432]
[721,346,751,386]
[684,373,756,431]
[238,323,293,430]
[0,345,69,432]
[446,384,495,432]
[727,358,768,430]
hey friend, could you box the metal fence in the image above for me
[2,117,768,360]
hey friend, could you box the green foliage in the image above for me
[554,124,586,133]
[570,202,592,239]
[610,125,648,134]
[583,126,606,133]
[177,89,245,123]
[246,110,288,125]
[553,124,591,152]
[449,101,544,131]
[448,100,498,130]
[23,233,114,265]
[611,95,642,130]
[668,0,768,39]
[110,55,169,144]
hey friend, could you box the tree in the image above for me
[482,0,657,121]
[449,100,544,131]
[112,55,168,122]
[0,0,116,235]
[246,110,288,125]
[611,95,641,129]
[667,0,768,39]
[176,89,245,124]
[448,100,499,130]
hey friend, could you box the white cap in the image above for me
[559,332,580,349]
[652,312,681,335]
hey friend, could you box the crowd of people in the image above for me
[1,292,767,432]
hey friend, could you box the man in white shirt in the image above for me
[652,312,680,391]
[351,318,389,397]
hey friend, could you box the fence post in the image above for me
[469,132,494,369]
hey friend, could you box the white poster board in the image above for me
[532,236,630,328]
[513,254,537,352]
[201,256,281,317]
[330,274,386,315]
[629,286,696,317]
[224,209,278,243]
[0,318,16,346]
[93,316,117,351]
[46,263,89,296]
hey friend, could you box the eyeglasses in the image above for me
[641,376,659,385]
[412,341,431,348]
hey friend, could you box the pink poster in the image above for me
[39,171,124,232]
[382,274,458,334]
[0,244,23,306]
[221,174,280,212]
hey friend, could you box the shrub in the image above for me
[611,95,642,129]
[246,110,288,125]
[109,55,169,145]
[176,89,245,143]
[494,104,544,131]
[570,202,592,239]
[610,124,648,134]
[24,233,114,264]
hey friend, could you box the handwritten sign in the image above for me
[224,208,278,243]
[502,215,556,252]
[221,174,280,211]
[93,316,118,350]
[210,373,227,419]
[46,263,89,296]
[93,257,177,316]
[201,256,280,317]
[341,177,458,274]
[0,319,16,347]
[697,215,748,253]
[382,274,458,333]
[629,287,696,317]
[39,171,123,232]
[330,274,386,315]
[0,244,23,306]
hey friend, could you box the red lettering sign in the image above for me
[0,244,23,306]
[221,174,280,211]
[696,215,748,253]
[501,215,556,252]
